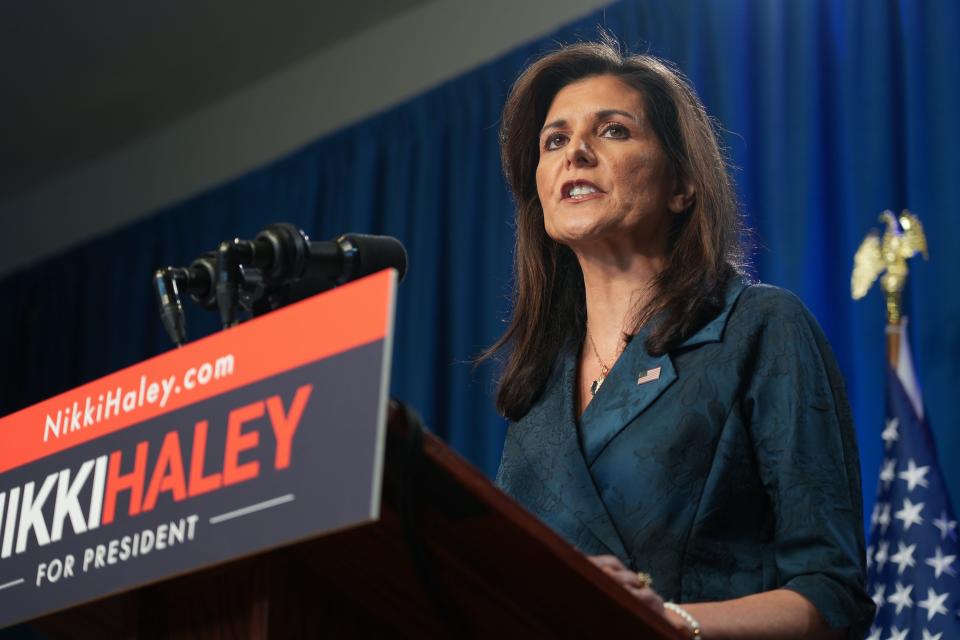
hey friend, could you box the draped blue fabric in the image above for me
[1,0,958,536]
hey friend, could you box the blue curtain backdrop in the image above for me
[1,0,958,534]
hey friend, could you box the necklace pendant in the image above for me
[590,374,605,397]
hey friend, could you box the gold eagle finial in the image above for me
[851,209,928,324]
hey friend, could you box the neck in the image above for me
[575,246,666,356]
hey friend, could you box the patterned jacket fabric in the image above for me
[495,279,876,638]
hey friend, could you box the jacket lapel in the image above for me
[580,340,677,466]
[580,277,749,466]
[510,353,630,559]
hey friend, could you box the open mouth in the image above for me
[562,180,603,200]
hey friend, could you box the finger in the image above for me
[588,556,628,577]
[626,586,655,601]
[609,569,639,586]
[588,554,625,569]
[637,586,663,605]
[627,587,665,611]
[610,568,647,589]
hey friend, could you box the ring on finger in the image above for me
[635,571,652,589]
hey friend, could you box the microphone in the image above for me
[185,252,218,310]
[242,223,407,286]
[152,268,187,347]
[210,224,408,326]
[152,253,219,345]
[310,233,409,285]
[274,233,407,308]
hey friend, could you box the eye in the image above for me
[600,123,630,139]
[543,132,568,151]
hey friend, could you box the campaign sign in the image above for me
[0,270,396,628]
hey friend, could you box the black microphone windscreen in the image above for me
[339,234,408,282]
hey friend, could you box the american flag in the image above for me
[636,366,661,385]
[866,327,960,639]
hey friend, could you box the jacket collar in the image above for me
[676,276,749,349]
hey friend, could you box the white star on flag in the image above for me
[917,587,949,621]
[890,542,917,575]
[866,626,882,640]
[897,458,931,491]
[880,458,897,489]
[875,540,890,571]
[894,497,925,531]
[922,630,943,640]
[886,582,914,614]
[882,418,900,449]
[924,546,956,579]
[878,503,892,533]
[932,510,957,541]
[871,583,886,608]
[884,625,908,640]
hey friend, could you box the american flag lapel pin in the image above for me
[637,366,662,385]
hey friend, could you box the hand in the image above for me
[588,555,665,611]
[587,556,695,634]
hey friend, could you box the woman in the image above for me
[487,41,875,638]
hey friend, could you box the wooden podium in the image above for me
[27,403,682,639]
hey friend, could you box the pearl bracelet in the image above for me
[663,602,702,638]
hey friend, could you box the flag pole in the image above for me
[886,325,899,370]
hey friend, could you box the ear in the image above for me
[668,178,695,214]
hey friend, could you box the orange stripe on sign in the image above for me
[0,269,396,474]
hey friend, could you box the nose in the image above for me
[565,135,596,167]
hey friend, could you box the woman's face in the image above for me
[535,74,687,255]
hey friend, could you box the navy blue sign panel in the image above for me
[0,271,396,628]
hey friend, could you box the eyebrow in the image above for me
[539,109,640,137]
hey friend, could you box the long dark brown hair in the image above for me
[484,40,746,421]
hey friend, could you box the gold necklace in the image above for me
[586,328,623,397]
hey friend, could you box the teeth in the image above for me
[568,184,598,198]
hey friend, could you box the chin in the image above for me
[545,219,609,246]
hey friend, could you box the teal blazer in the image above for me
[495,280,875,638]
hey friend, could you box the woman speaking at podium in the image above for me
[487,40,874,639]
